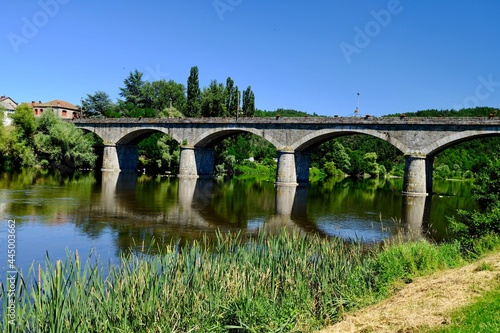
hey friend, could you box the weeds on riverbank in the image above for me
[1,231,499,333]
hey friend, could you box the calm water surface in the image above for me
[0,171,476,276]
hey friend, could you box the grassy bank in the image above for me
[425,283,500,332]
[2,231,499,333]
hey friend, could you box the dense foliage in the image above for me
[385,106,499,118]
[82,67,257,172]
[137,133,180,175]
[0,104,97,172]
[449,158,500,249]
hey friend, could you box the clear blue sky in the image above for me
[2,0,500,117]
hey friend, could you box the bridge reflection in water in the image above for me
[98,172,432,249]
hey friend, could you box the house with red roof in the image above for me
[30,99,80,120]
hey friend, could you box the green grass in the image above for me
[370,240,464,296]
[1,231,499,333]
[234,163,276,182]
[424,284,500,333]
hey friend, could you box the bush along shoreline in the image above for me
[2,230,499,333]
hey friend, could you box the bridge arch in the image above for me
[115,128,182,145]
[77,127,105,144]
[191,127,280,148]
[291,128,407,153]
[422,130,500,157]
[178,128,280,179]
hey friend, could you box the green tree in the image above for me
[81,91,113,117]
[114,100,155,118]
[0,112,15,170]
[248,135,276,162]
[186,66,201,117]
[159,107,184,118]
[311,141,351,173]
[156,135,180,172]
[142,80,187,115]
[33,110,97,171]
[449,158,500,247]
[254,108,314,117]
[228,136,251,162]
[364,152,381,177]
[7,103,37,168]
[119,69,146,107]
[225,77,239,117]
[242,86,255,116]
[330,142,351,172]
[11,103,36,140]
[201,80,226,117]
[137,133,180,174]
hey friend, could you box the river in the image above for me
[0,170,476,276]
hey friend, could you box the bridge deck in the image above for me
[72,116,500,125]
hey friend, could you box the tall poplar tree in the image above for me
[242,86,255,116]
[186,66,201,117]
[224,77,239,117]
[201,80,226,117]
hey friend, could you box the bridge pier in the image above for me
[403,154,428,196]
[426,156,435,195]
[101,144,138,172]
[195,147,215,178]
[295,151,310,185]
[102,144,120,172]
[276,150,298,186]
[178,146,199,178]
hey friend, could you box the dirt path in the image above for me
[318,251,500,333]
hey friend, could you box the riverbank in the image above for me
[318,249,500,333]
[3,231,499,332]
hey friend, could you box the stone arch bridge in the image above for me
[73,117,500,196]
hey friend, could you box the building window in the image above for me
[62,110,68,117]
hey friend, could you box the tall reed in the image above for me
[0,229,481,332]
